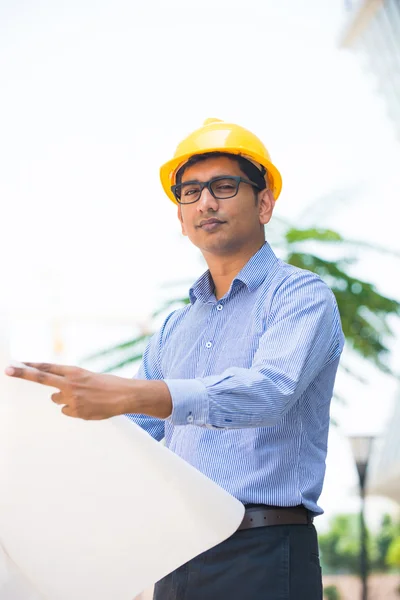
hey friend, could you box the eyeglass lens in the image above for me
[177,177,239,203]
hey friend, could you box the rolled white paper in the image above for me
[0,344,244,600]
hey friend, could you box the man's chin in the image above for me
[201,241,242,257]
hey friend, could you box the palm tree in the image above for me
[83,220,400,388]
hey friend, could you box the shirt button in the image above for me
[217,304,223,311]
[187,415,194,423]
[205,341,212,348]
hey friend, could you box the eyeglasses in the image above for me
[171,175,262,205]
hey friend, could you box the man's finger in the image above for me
[61,405,76,418]
[5,364,66,390]
[23,362,76,377]
[51,392,66,405]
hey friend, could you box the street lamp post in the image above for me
[349,435,375,600]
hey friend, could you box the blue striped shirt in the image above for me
[127,242,344,515]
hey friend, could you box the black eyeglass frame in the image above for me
[171,175,262,205]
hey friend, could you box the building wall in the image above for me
[367,391,400,503]
[339,0,400,506]
[340,0,400,140]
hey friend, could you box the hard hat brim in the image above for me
[160,149,282,205]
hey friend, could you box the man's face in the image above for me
[177,156,273,256]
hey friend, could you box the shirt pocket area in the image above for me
[218,334,260,369]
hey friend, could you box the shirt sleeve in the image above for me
[165,273,344,429]
[125,329,166,441]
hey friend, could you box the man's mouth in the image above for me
[198,219,226,231]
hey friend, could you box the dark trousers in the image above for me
[153,523,322,600]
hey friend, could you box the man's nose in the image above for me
[196,186,219,211]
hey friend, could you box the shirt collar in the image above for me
[189,242,278,304]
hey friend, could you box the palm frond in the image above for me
[92,219,400,391]
[101,353,145,374]
[285,228,343,244]
[339,362,369,385]
[82,334,151,362]
[152,296,191,318]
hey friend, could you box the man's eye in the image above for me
[216,184,235,191]
[183,188,199,196]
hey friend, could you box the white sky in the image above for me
[1,0,400,530]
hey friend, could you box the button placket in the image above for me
[197,302,222,376]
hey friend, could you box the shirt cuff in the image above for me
[164,378,209,426]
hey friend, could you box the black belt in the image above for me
[237,505,313,531]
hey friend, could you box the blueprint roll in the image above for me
[0,335,244,600]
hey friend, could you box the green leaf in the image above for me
[285,228,343,244]
[387,537,400,567]
[286,251,400,375]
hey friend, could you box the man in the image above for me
[6,118,344,599]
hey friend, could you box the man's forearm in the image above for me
[125,379,173,419]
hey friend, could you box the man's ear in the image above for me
[258,189,275,226]
[177,206,187,236]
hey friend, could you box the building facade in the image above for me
[367,395,400,502]
[340,0,400,140]
[340,0,400,504]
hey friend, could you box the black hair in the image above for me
[175,151,267,201]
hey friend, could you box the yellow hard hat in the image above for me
[160,118,282,204]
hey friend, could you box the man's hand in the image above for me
[5,362,133,420]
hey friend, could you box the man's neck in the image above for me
[204,242,265,300]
